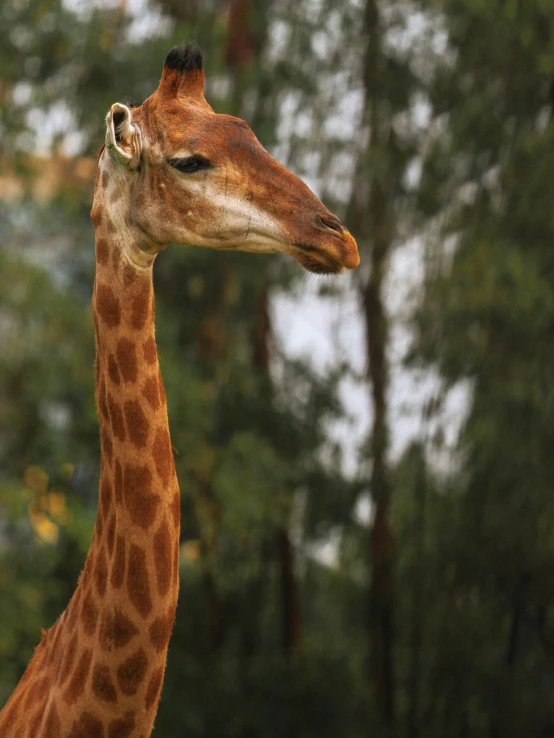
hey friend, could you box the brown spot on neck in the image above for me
[99,608,139,651]
[143,336,157,365]
[145,667,164,711]
[153,516,173,597]
[63,648,92,705]
[116,338,138,383]
[68,711,103,738]
[81,589,99,636]
[108,711,136,738]
[95,285,121,328]
[123,400,149,448]
[127,545,152,618]
[116,648,149,695]
[91,204,104,229]
[92,663,117,703]
[96,238,109,265]
[149,605,176,652]
[123,463,160,530]
[152,426,174,486]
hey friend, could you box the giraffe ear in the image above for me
[105,103,142,170]
[158,43,205,100]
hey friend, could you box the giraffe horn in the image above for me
[158,43,205,101]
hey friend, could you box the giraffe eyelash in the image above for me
[168,155,211,173]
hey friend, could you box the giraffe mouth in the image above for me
[294,244,344,275]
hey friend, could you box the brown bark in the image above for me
[406,450,427,738]
[251,279,271,371]
[278,527,303,656]
[364,247,396,727]
[225,0,258,69]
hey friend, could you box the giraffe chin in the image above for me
[294,251,345,275]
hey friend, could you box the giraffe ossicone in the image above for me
[0,43,359,738]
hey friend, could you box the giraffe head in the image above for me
[98,44,359,275]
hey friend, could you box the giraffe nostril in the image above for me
[314,213,345,235]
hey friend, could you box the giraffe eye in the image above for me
[169,155,211,173]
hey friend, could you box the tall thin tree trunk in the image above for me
[365,87,396,738]
[364,248,395,727]
[489,577,526,738]
[278,527,303,656]
[252,280,303,658]
[406,448,427,738]
[347,0,397,728]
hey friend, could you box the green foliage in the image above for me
[0,250,96,472]
[408,0,554,734]
[0,250,97,704]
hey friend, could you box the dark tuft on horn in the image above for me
[164,43,203,73]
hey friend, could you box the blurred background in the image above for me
[2,0,554,735]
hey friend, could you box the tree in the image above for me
[410,1,554,734]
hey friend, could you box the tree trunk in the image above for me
[364,237,395,727]
[278,527,303,656]
[406,448,427,738]
[252,280,303,658]
[347,0,397,728]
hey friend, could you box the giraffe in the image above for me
[0,43,359,737]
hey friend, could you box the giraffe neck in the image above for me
[85,188,181,732]
[0,169,180,738]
